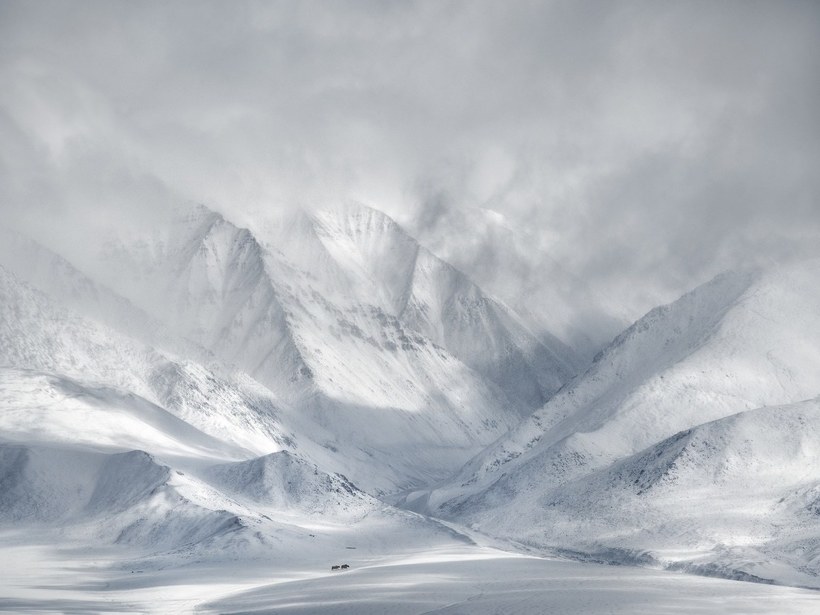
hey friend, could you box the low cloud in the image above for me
[1,0,818,327]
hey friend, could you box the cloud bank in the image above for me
[1,0,818,325]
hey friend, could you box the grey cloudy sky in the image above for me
[1,0,819,324]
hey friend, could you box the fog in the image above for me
[2,0,818,330]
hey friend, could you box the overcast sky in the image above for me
[1,0,819,324]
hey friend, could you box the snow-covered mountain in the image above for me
[0,199,587,498]
[417,259,820,585]
[2,200,819,597]
[0,202,588,598]
[0,262,298,456]
[97,203,578,412]
[79,202,582,493]
[0,227,205,362]
[0,296,470,577]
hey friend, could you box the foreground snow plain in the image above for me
[3,537,820,614]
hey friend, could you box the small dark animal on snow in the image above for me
[341,564,349,569]
[331,565,340,570]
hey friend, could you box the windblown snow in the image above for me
[1,204,819,613]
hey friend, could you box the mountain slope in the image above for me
[0,263,301,462]
[0,443,249,554]
[0,206,551,495]
[0,322,473,570]
[452,399,820,587]
[424,261,820,514]
[98,203,577,413]
[75,203,583,493]
[310,203,579,407]
[206,450,376,518]
[0,227,205,362]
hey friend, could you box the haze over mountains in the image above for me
[1,201,819,611]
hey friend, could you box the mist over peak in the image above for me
[3,0,818,329]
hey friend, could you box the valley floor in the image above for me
[2,536,819,614]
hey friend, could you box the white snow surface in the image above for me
[2,539,819,614]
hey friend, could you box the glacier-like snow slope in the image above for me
[0,369,243,461]
[420,259,820,585]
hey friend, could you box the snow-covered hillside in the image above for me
[0,228,171,351]
[70,202,584,493]
[0,199,585,498]
[0,264,295,457]
[419,259,820,586]
[429,399,820,586]
[98,203,577,411]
